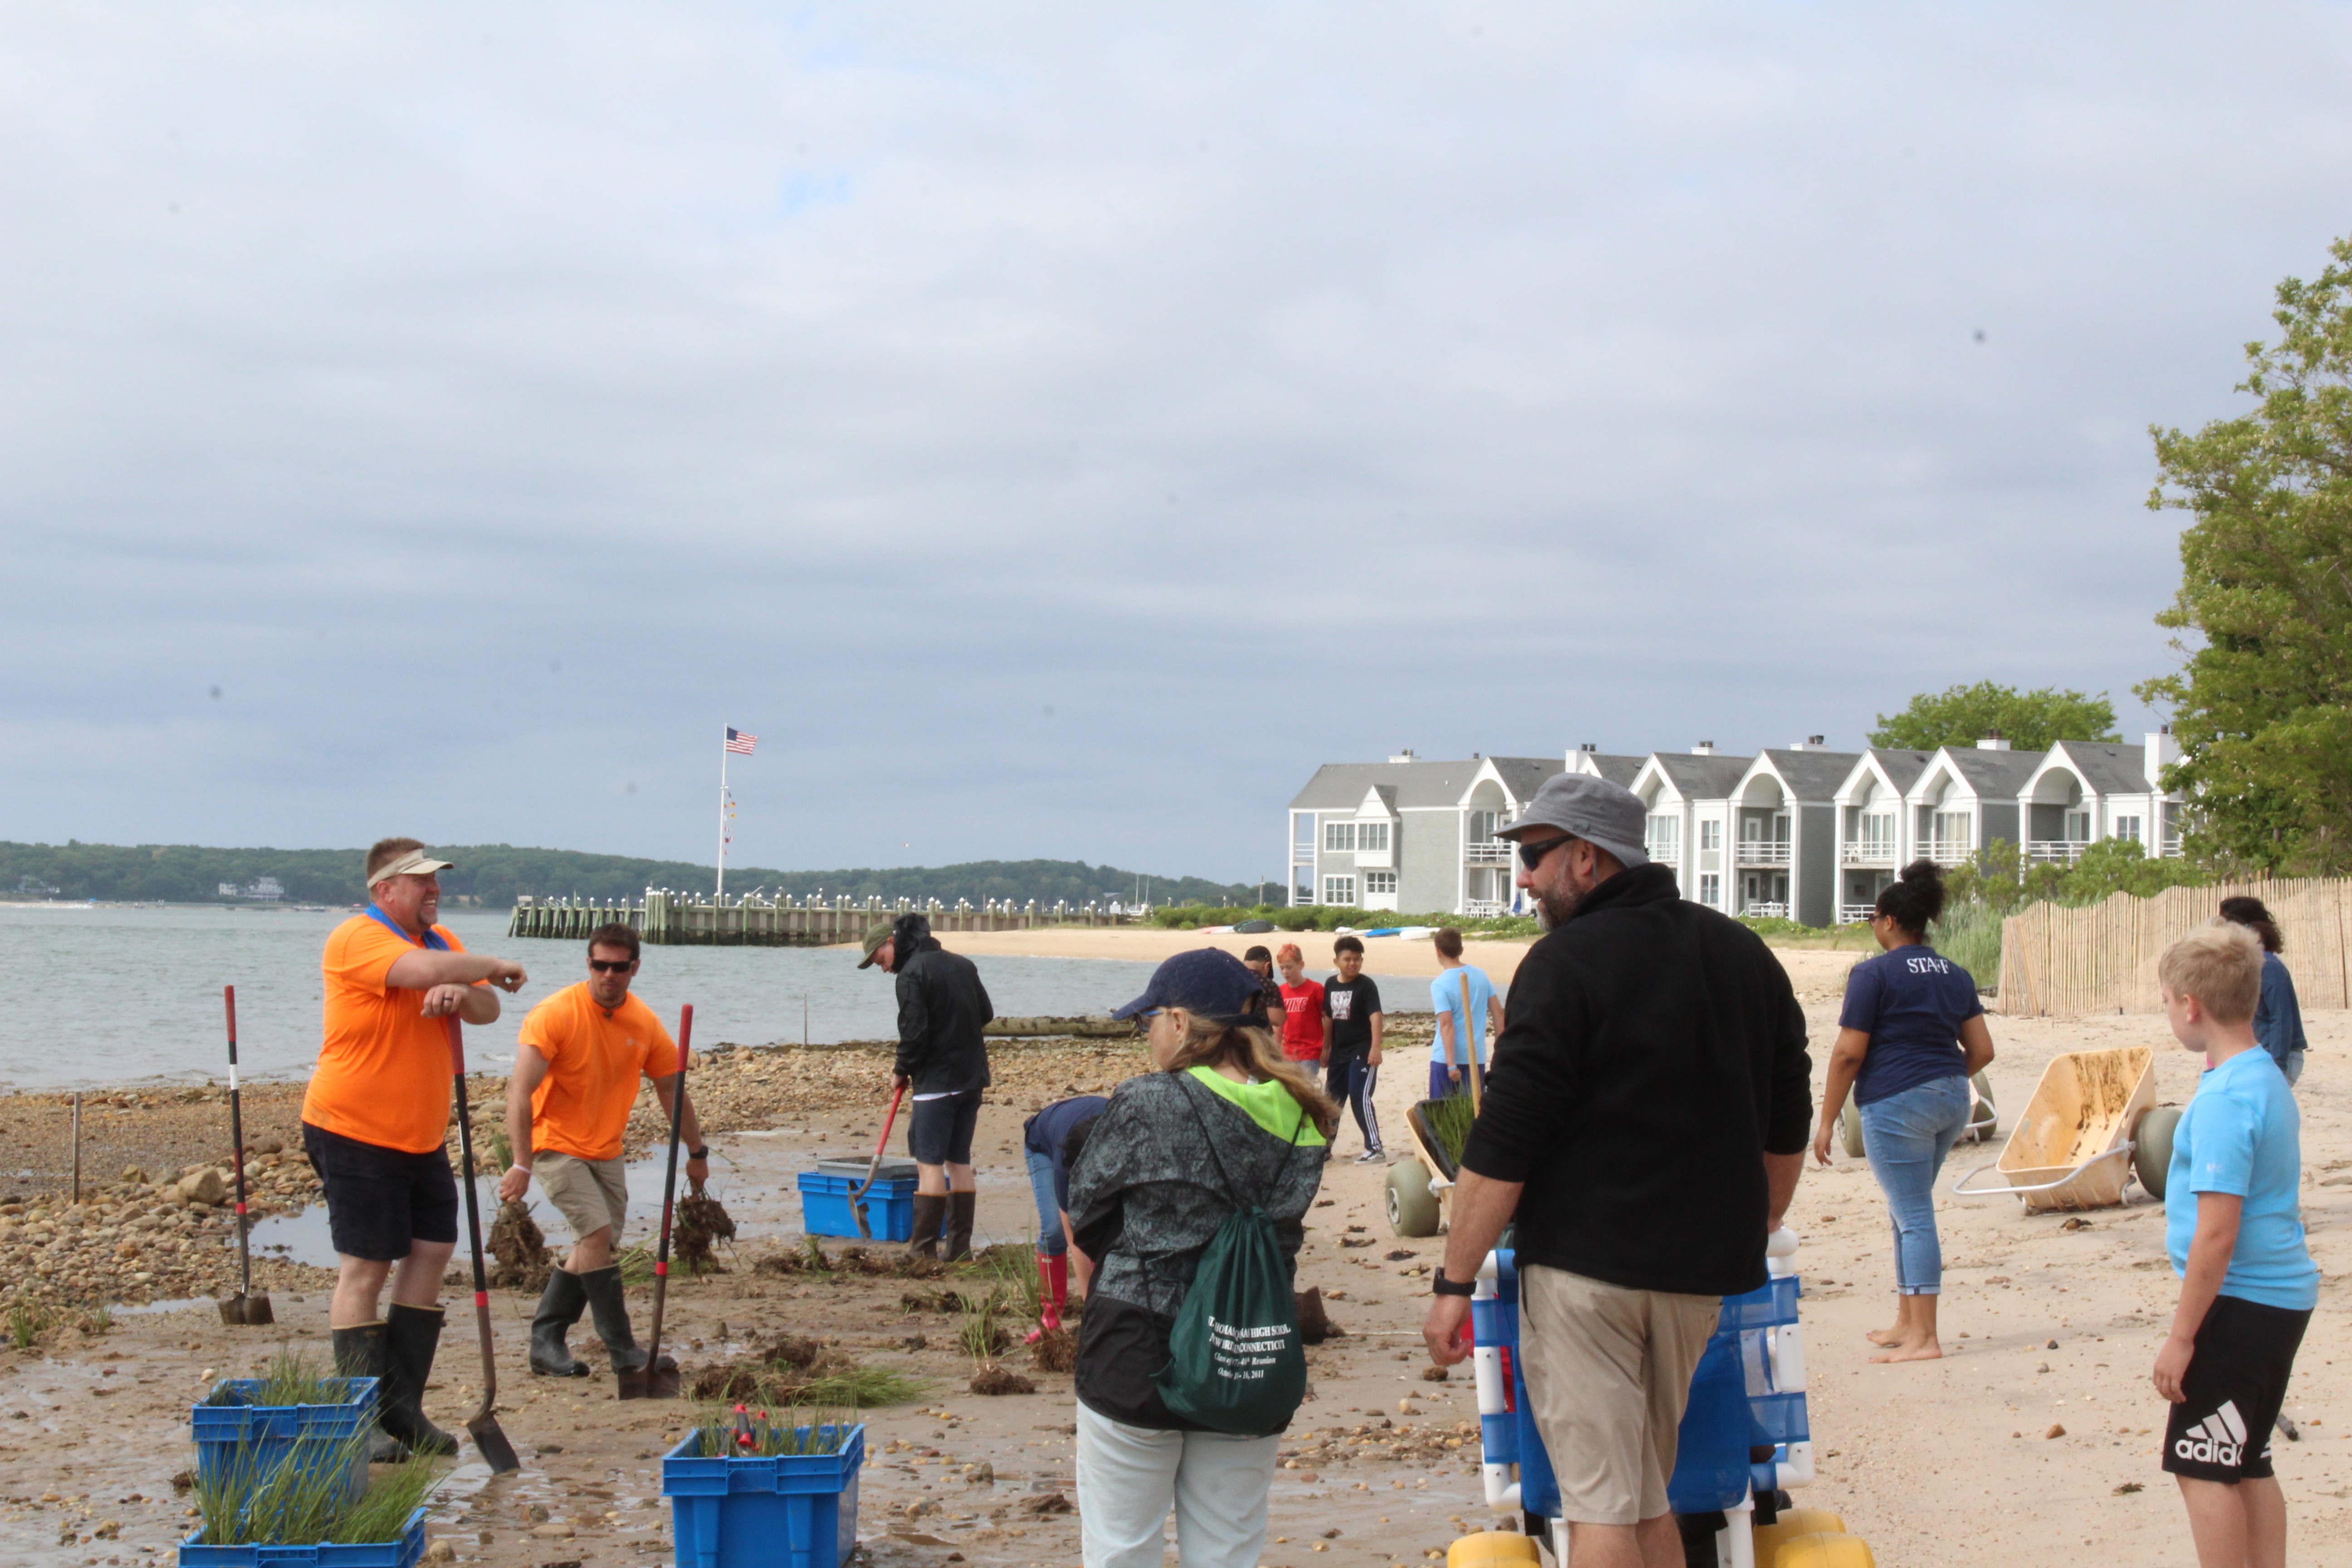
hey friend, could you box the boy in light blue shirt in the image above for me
[1427,927,1503,1100]
[2152,920,2318,1566]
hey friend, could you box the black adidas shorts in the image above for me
[302,1121,459,1263]
[2163,1293,2312,1483]
[908,1091,982,1166]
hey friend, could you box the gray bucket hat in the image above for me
[1494,773,1651,869]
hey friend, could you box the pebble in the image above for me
[532,1522,577,1539]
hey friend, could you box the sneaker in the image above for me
[1354,1147,1387,1165]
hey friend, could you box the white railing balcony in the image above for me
[1841,841,1894,866]
[1838,902,1877,925]
[1744,901,1791,920]
[1464,842,1513,866]
[2025,840,2089,865]
[1646,844,1681,866]
[1464,899,1505,918]
[1925,841,1972,866]
[1736,841,1792,866]
[2161,837,2185,859]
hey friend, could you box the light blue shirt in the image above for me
[1429,964,1496,1068]
[2166,1046,2319,1312]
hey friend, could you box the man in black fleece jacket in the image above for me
[860,913,995,1260]
[1422,774,1810,1568]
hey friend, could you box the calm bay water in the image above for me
[0,904,1417,1093]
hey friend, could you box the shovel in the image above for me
[445,1017,523,1474]
[217,986,274,1327]
[850,1081,907,1240]
[619,1003,692,1401]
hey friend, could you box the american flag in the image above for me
[725,728,758,755]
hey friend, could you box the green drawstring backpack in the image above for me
[1154,1078,1312,1437]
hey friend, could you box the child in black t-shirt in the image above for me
[1323,936,1385,1163]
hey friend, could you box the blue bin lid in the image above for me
[813,1158,919,1184]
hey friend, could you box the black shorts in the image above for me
[302,1121,460,1263]
[2163,1293,2312,1483]
[908,1091,983,1166]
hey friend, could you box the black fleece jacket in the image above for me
[1460,862,1812,1297]
[893,931,995,1095]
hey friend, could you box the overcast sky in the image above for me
[5,3,2347,885]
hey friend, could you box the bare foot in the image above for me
[1864,1326,1905,1346]
[1869,1338,1945,1363]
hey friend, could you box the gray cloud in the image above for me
[5,3,2348,881]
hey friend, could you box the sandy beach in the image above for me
[0,943,2344,1567]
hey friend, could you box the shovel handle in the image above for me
[851,1083,908,1202]
[642,1004,693,1378]
[445,1019,497,1416]
[223,986,255,1297]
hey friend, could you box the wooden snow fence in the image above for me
[1998,877,2352,1018]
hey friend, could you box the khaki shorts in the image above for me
[1519,1264,1721,1526]
[537,1152,628,1245]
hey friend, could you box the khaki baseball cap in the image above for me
[368,847,456,886]
[857,921,896,969]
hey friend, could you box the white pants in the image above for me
[1074,1401,1280,1568]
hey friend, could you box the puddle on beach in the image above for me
[245,1134,1026,1271]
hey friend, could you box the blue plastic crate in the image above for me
[176,1504,426,1568]
[191,1378,378,1504]
[795,1173,918,1241]
[663,1425,865,1568]
[1716,1275,1801,1332]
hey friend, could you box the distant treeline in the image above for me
[0,841,1266,910]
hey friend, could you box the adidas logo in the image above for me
[2173,1399,2249,1468]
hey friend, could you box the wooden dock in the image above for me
[506,891,1141,947]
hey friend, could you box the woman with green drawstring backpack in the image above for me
[1067,949,1337,1568]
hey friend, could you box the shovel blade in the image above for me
[852,1199,872,1240]
[467,1413,522,1475]
[218,1294,273,1327]
[616,1362,681,1401]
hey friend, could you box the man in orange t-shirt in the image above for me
[306,838,527,1460]
[498,922,707,1378]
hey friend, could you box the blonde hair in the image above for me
[2159,920,2264,1026]
[1165,1012,1339,1140]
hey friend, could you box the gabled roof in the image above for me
[2043,740,2150,796]
[1645,753,1755,801]
[1920,746,2044,801]
[1485,756,1567,808]
[1749,749,1863,802]
[1289,760,1497,812]
[1353,785,1399,818]
[1572,752,1647,788]
[1833,748,1934,805]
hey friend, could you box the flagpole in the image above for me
[717,725,728,899]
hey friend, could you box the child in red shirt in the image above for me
[1275,943,1327,1084]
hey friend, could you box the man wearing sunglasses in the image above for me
[1420,774,1812,1568]
[500,922,706,1378]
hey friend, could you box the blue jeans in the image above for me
[1023,1148,1066,1257]
[2284,1050,2306,1088]
[1858,1074,1971,1296]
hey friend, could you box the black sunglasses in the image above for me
[588,958,635,974]
[1517,835,1577,872]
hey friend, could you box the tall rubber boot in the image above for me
[331,1320,407,1464]
[579,1265,672,1376]
[529,1269,591,1378]
[1043,1251,1068,1328]
[380,1304,459,1457]
[907,1194,947,1263]
[945,1191,976,1263]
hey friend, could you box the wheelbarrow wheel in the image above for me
[2134,1105,2183,1200]
[1839,1099,1865,1159]
[1387,1156,1441,1238]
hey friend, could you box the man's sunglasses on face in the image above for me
[1518,835,1577,872]
[589,959,635,974]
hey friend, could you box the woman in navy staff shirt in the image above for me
[1812,860,1997,1364]
[2219,895,2308,1087]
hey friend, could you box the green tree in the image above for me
[2054,838,2211,902]
[1868,682,2118,753]
[2140,235,2352,874]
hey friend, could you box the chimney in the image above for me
[1387,748,1418,764]
[1789,735,1828,751]
[1975,730,2011,751]
[2145,725,2178,790]
[1692,741,1715,756]
[1582,742,1597,752]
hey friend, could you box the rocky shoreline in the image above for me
[0,1027,1440,1314]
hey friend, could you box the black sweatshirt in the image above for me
[1460,862,1812,1297]
[893,937,995,1095]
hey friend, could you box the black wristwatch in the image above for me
[688,1147,709,1161]
[1431,1269,1476,1298]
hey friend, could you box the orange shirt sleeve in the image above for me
[640,1009,681,1080]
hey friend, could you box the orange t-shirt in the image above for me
[302,914,470,1154]
[517,983,680,1162]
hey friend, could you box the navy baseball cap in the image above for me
[1111,948,1267,1022]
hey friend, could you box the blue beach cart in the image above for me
[1468,1230,1852,1568]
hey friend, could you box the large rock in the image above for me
[177,1170,227,1208]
